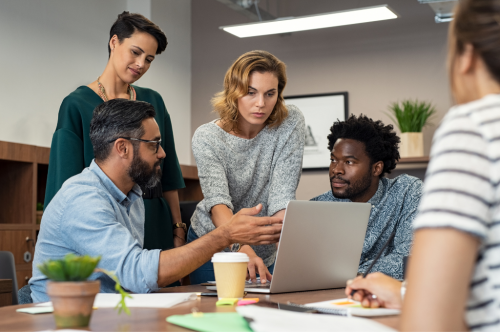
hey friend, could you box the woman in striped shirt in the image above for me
[347,0,500,330]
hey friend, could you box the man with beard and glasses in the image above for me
[311,115,422,280]
[30,99,283,303]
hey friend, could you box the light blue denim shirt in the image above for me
[30,160,160,303]
[311,174,422,280]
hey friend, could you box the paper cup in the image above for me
[212,252,249,300]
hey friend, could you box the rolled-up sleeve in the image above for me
[59,188,160,293]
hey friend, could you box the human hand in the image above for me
[223,204,282,246]
[345,272,403,309]
[240,245,272,284]
[173,228,186,248]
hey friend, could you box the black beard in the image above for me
[330,171,372,201]
[128,154,162,189]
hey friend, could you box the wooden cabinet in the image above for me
[0,279,12,307]
[0,141,47,289]
[0,140,202,290]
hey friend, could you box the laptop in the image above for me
[206,200,372,294]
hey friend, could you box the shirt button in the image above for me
[364,258,368,261]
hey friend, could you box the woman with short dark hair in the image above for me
[44,12,186,256]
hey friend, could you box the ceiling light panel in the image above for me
[220,5,398,38]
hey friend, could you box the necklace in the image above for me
[96,76,136,102]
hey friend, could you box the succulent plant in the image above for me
[38,254,100,281]
[38,254,131,315]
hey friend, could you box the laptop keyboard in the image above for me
[245,281,271,289]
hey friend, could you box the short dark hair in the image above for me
[90,99,156,162]
[327,114,400,178]
[108,11,167,56]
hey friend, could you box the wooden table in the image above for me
[0,285,399,331]
[0,279,12,307]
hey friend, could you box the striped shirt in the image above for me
[413,94,500,331]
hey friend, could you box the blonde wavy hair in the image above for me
[212,50,288,133]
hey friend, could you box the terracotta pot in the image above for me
[399,132,424,158]
[46,280,100,328]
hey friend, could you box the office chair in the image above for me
[179,201,199,230]
[0,251,19,305]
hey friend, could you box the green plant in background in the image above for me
[36,202,44,211]
[386,100,436,133]
[38,254,131,315]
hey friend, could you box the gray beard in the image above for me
[128,155,162,189]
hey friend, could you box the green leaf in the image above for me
[38,254,100,282]
[385,99,436,132]
[95,268,132,315]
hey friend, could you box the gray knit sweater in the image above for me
[191,105,305,266]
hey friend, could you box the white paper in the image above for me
[37,330,90,332]
[16,307,54,314]
[305,298,400,317]
[237,306,397,332]
[36,292,196,308]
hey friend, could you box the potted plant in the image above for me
[38,253,130,328]
[387,100,436,158]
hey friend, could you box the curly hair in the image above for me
[212,50,288,133]
[327,114,400,178]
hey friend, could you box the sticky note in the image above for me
[237,299,259,306]
[332,300,356,306]
[216,298,239,306]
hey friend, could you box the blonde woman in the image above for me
[188,50,305,284]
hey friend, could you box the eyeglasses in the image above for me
[108,137,162,153]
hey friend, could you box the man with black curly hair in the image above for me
[311,114,422,280]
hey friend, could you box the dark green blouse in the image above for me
[44,86,185,250]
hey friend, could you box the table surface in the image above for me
[0,285,399,331]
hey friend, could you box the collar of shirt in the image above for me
[89,160,143,207]
[367,179,385,207]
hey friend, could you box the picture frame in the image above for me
[284,92,349,170]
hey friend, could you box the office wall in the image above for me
[0,0,192,164]
[191,0,451,199]
[141,0,192,164]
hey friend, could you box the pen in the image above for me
[349,230,396,297]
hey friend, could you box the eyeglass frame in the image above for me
[108,137,162,154]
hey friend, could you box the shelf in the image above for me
[396,156,429,170]
[180,165,199,180]
[0,141,37,163]
[0,160,33,224]
[36,146,50,165]
[398,157,429,163]
[0,224,39,230]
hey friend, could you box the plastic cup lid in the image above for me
[211,252,249,263]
